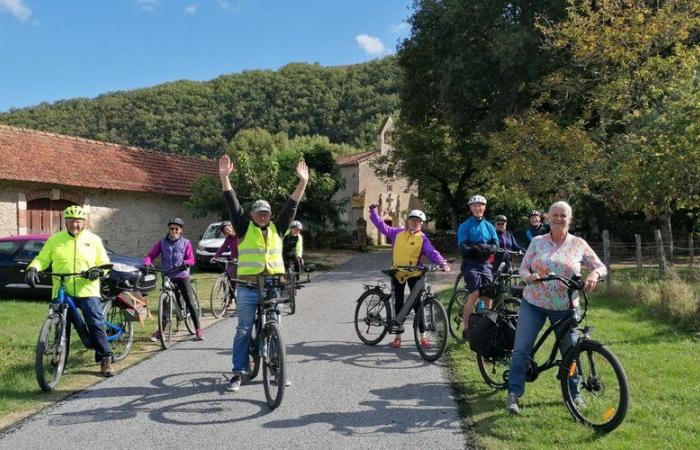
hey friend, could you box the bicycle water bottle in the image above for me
[476,299,485,311]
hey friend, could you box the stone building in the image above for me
[334,116,424,245]
[0,125,217,257]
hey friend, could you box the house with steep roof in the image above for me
[334,116,423,245]
[0,125,217,256]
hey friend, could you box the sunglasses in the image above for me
[169,227,182,231]
[496,222,506,225]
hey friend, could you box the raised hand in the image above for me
[219,155,235,178]
[295,160,309,183]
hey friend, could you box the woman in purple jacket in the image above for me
[369,205,451,349]
[211,220,238,297]
[144,218,203,341]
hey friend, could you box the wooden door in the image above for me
[27,199,74,234]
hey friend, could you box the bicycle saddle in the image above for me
[382,269,398,276]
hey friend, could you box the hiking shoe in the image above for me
[390,337,402,348]
[149,331,161,342]
[420,337,431,348]
[195,328,205,341]
[101,359,115,378]
[505,392,520,415]
[226,375,241,392]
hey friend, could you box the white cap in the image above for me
[407,209,426,222]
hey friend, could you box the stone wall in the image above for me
[0,186,18,236]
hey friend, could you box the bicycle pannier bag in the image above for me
[115,291,152,325]
[467,310,517,359]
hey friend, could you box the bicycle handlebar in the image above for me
[38,263,114,279]
[393,264,445,273]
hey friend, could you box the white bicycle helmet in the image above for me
[468,194,487,205]
[290,220,303,230]
[407,209,427,222]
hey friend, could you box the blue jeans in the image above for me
[231,280,282,374]
[67,297,112,363]
[508,300,579,398]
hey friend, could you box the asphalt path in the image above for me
[0,250,466,449]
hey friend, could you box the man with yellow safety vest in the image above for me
[25,205,114,377]
[218,154,308,392]
[369,205,451,349]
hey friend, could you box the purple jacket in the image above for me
[144,235,195,279]
[369,208,446,267]
[213,234,238,278]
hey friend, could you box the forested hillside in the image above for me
[0,57,400,157]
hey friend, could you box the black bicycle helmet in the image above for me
[168,218,185,227]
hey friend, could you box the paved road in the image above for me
[1,251,465,449]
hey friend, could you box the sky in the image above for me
[0,0,414,112]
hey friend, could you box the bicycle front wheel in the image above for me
[287,272,296,316]
[353,289,390,345]
[209,277,230,318]
[248,321,261,380]
[561,340,629,433]
[158,292,174,349]
[35,315,67,392]
[476,353,511,389]
[447,290,467,340]
[183,294,199,335]
[262,322,286,409]
[413,296,448,362]
[102,301,134,361]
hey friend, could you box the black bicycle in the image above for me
[209,257,237,318]
[354,264,449,362]
[153,267,201,349]
[447,255,522,341]
[283,259,315,315]
[233,276,288,409]
[477,274,629,433]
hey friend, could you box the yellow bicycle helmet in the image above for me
[63,205,88,220]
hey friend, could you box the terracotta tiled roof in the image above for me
[336,150,378,167]
[0,125,217,197]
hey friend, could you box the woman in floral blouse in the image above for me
[505,201,607,415]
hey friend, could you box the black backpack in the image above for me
[467,310,517,359]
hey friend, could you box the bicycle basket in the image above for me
[115,291,152,324]
[467,310,517,359]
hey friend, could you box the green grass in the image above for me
[438,289,700,449]
[0,273,218,429]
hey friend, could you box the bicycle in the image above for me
[209,257,237,318]
[232,275,288,409]
[354,264,449,362]
[34,264,134,392]
[282,258,315,315]
[448,249,523,341]
[152,267,201,350]
[478,274,629,433]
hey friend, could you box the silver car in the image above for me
[196,222,232,270]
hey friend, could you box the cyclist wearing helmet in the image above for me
[144,218,203,341]
[218,154,308,392]
[211,221,238,296]
[283,220,304,274]
[457,195,498,341]
[369,205,451,349]
[494,214,522,270]
[525,210,550,249]
[25,205,114,377]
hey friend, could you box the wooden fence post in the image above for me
[635,234,642,276]
[689,233,694,271]
[602,230,611,288]
[654,229,668,278]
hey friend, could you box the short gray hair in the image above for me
[549,201,573,217]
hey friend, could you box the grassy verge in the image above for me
[0,273,218,431]
[438,289,700,450]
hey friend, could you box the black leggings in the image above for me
[391,276,424,332]
[172,277,201,329]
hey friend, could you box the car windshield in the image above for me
[0,241,20,258]
[202,225,223,240]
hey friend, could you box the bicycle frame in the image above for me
[389,276,427,324]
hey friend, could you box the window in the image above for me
[0,241,19,258]
[17,240,45,259]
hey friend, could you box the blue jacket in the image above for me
[457,217,498,263]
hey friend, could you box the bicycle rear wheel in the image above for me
[102,301,134,361]
[35,315,67,392]
[248,321,261,380]
[262,322,286,409]
[158,292,174,349]
[210,277,230,318]
[447,290,467,340]
[183,292,200,335]
[413,296,448,362]
[561,340,629,433]
[476,353,511,389]
[287,270,296,315]
[353,289,390,345]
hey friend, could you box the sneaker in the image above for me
[505,392,520,415]
[195,329,205,341]
[149,331,161,342]
[226,375,241,392]
[390,337,402,348]
[420,337,430,348]
[100,359,115,378]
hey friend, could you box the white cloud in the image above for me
[137,0,158,11]
[389,22,410,34]
[355,34,385,55]
[0,0,32,21]
[184,4,197,14]
[218,0,232,10]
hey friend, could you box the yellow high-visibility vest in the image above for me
[238,222,285,275]
[392,230,423,282]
